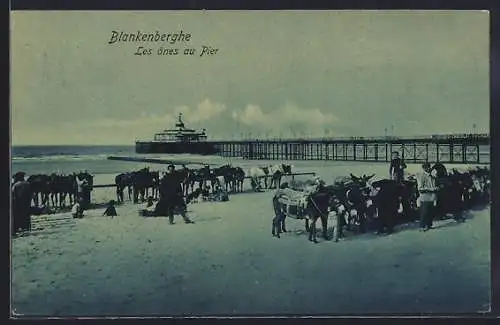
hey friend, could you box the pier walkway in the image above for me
[209,133,490,164]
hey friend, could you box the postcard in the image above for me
[10,10,491,317]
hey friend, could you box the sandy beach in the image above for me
[11,162,491,316]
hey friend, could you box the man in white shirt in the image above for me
[417,162,438,231]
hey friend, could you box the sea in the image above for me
[11,145,490,179]
[11,145,251,177]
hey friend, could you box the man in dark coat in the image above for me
[431,162,448,179]
[12,172,32,234]
[389,151,407,183]
[371,179,401,234]
[158,164,194,225]
[430,162,448,219]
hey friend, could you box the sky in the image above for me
[11,10,489,145]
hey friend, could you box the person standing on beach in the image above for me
[430,162,448,219]
[371,179,400,235]
[158,164,194,225]
[11,172,32,234]
[76,173,92,209]
[417,162,438,231]
[389,151,407,183]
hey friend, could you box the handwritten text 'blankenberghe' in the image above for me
[107,30,219,57]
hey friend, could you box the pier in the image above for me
[208,133,490,164]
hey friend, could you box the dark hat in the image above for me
[13,171,25,180]
[279,182,289,189]
[167,164,175,170]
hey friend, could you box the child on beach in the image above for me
[213,184,229,202]
[139,197,157,217]
[103,200,118,217]
[71,199,84,218]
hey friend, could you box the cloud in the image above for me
[237,104,267,125]
[60,100,342,144]
[176,99,227,124]
[232,102,340,137]
[39,99,230,144]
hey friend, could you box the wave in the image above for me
[11,145,135,162]
[11,154,112,162]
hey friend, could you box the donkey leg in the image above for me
[133,187,138,204]
[333,214,340,242]
[359,212,367,233]
[305,218,310,232]
[309,218,318,243]
[321,215,329,240]
[272,217,280,238]
[281,215,287,232]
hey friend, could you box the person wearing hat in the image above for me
[12,171,32,234]
[417,162,438,231]
[389,151,407,183]
[103,200,118,217]
[158,164,194,224]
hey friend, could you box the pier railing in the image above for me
[205,133,490,164]
[208,133,489,143]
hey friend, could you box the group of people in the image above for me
[12,152,479,236]
[11,164,203,236]
[80,163,196,224]
[389,151,449,232]
[11,171,95,235]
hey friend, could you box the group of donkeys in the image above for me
[114,164,266,204]
[272,165,491,243]
[25,171,94,208]
[114,163,295,204]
